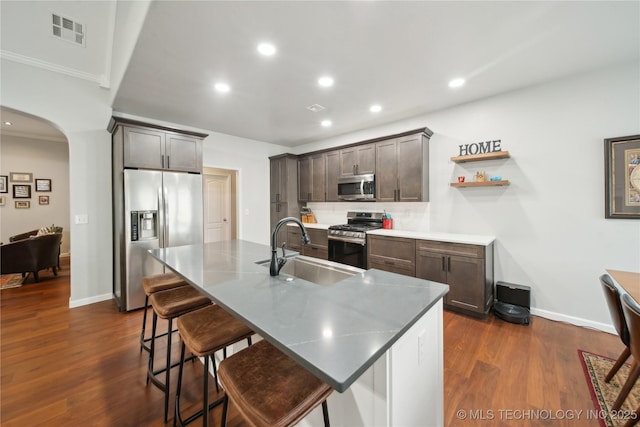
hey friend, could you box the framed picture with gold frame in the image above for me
[605,134,640,219]
[15,200,30,209]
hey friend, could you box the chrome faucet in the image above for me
[270,217,310,276]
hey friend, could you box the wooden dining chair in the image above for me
[601,274,632,382]
[612,293,640,426]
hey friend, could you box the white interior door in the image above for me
[204,173,232,242]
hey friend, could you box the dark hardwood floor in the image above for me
[1,258,622,426]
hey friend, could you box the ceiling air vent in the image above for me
[306,104,325,113]
[51,13,85,47]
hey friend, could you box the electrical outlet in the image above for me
[75,214,89,224]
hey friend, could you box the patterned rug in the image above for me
[579,350,640,427]
[0,273,24,289]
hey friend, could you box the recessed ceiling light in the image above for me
[214,82,231,93]
[257,43,276,56]
[4,121,12,126]
[321,120,332,127]
[369,105,382,113]
[448,78,466,88]
[318,76,334,88]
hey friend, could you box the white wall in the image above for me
[1,59,113,307]
[0,135,70,254]
[201,131,290,245]
[296,63,640,330]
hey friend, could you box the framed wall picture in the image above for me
[605,134,640,219]
[0,195,5,206]
[39,195,50,205]
[0,175,7,193]
[10,172,33,183]
[35,179,51,192]
[15,200,30,209]
[12,184,31,199]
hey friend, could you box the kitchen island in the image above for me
[149,240,448,427]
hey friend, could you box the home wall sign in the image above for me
[458,139,502,156]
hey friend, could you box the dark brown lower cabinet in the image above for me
[287,227,328,260]
[367,235,415,276]
[415,240,493,318]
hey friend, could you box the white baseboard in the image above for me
[531,307,616,335]
[69,293,112,308]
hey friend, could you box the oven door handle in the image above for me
[328,235,366,245]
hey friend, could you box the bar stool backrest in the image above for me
[601,274,630,346]
[621,293,640,359]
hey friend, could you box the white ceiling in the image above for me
[1,1,639,146]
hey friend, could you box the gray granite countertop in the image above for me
[149,240,448,392]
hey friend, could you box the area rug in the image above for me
[579,349,640,427]
[0,273,24,289]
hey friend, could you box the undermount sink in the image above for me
[258,255,363,286]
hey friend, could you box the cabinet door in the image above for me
[367,235,415,276]
[270,157,287,203]
[286,226,302,251]
[270,202,287,243]
[310,154,326,202]
[446,255,485,312]
[124,126,165,169]
[396,134,423,201]
[165,133,202,172]
[416,251,448,284]
[298,156,311,202]
[356,144,376,175]
[325,151,340,201]
[375,139,398,202]
[339,148,358,176]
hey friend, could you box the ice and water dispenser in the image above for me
[130,211,158,241]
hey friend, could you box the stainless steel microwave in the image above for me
[338,174,375,201]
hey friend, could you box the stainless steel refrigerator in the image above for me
[114,169,203,311]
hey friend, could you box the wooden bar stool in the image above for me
[148,286,211,423]
[174,304,254,427]
[140,273,188,353]
[218,339,332,427]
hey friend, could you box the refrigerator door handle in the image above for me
[163,186,169,247]
[158,185,165,247]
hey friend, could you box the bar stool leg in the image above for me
[322,401,330,427]
[139,295,149,352]
[164,318,173,423]
[147,311,158,385]
[203,353,210,427]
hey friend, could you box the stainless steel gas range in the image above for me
[328,211,384,269]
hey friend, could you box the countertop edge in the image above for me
[367,229,496,246]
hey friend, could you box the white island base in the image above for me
[299,300,444,427]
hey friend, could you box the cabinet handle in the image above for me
[167,155,170,169]
[276,193,280,203]
[161,154,165,168]
[353,165,356,175]
[397,188,400,201]
[384,260,395,266]
[442,256,446,271]
[447,256,451,272]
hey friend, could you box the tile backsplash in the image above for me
[306,202,430,231]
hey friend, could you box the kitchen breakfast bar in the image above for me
[149,240,448,427]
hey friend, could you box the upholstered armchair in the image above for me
[1,233,63,282]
